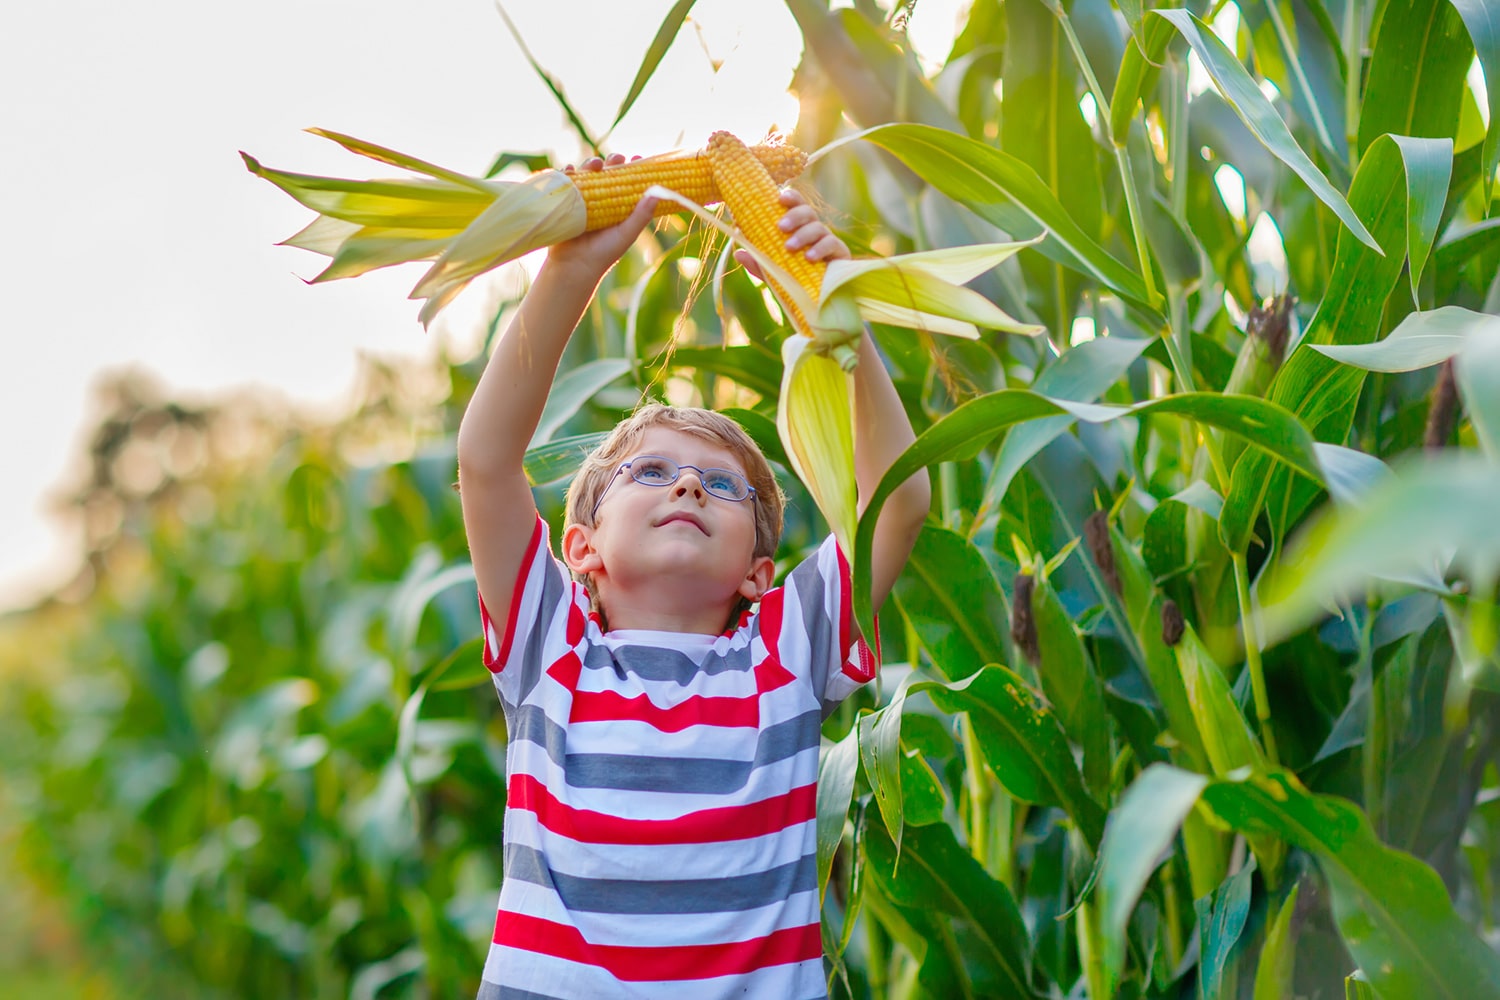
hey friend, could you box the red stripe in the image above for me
[485,517,547,671]
[754,658,795,694]
[493,912,821,981]
[570,689,759,731]
[506,774,816,844]
[546,650,583,692]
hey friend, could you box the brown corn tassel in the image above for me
[1011,573,1041,666]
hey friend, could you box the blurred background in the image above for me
[0,0,964,994]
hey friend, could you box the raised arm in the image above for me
[740,190,932,615]
[457,156,656,627]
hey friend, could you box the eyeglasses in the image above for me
[591,455,757,521]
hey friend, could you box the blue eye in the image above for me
[704,470,740,495]
[632,458,674,483]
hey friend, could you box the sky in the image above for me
[0,0,969,610]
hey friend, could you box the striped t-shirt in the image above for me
[475,515,876,999]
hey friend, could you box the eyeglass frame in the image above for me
[590,455,759,525]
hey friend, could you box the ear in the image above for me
[737,554,777,603]
[562,522,604,575]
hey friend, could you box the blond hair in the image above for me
[566,404,784,552]
[564,405,785,617]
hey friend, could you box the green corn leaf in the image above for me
[608,0,697,132]
[858,674,914,854]
[1030,569,1112,798]
[845,122,1157,310]
[893,524,1011,680]
[916,666,1107,848]
[1312,304,1500,372]
[522,432,609,487]
[1356,0,1472,160]
[1201,769,1500,1000]
[816,727,860,904]
[1254,882,1302,1000]
[1219,135,1451,553]
[1259,454,1500,642]
[529,359,632,448]
[862,816,1032,998]
[1198,860,1255,1000]
[1096,764,1209,999]
[1456,333,1500,460]
[1442,0,1500,203]
[1155,8,1379,252]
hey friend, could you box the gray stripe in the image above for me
[510,706,822,795]
[477,984,567,1000]
[510,554,570,705]
[581,640,754,683]
[788,547,838,697]
[565,710,820,793]
[506,843,817,914]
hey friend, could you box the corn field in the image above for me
[4,0,1500,996]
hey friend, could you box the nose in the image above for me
[672,469,708,504]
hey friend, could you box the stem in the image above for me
[1168,57,1189,221]
[1354,604,1385,838]
[1232,551,1280,766]
[962,714,991,870]
[1052,3,1162,309]
[865,912,890,999]
[1344,0,1362,170]
[1160,858,1186,973]
[1116,145,1163,307]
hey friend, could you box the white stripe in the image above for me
[503,815,814,879]
[481,945,826,999]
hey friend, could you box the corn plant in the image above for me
[4,0,1500,998]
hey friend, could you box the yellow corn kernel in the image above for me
[705,131,824,337]
[571,142,808,231]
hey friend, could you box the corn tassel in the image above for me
[244,129,807,325]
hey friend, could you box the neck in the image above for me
[594,581,740,635]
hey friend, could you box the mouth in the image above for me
[656,512,708,534]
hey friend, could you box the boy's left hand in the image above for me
[733,188,849,279]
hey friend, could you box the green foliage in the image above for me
[4,1,1500,997]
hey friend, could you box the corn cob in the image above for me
[573,142,807,230]
[705,131,827,342]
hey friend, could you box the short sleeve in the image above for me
[760,535,878,711]
[477,515,590,707]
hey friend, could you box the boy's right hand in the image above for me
[549,154,658,280]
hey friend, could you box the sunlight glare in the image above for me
[1471,56,1490,128]
[1214,164,1248,224]
[1247,213,1289,297]
[1070,316,1098,346]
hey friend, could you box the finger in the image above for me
[604,152,627,166]
[733,248,763,281]
[778,187,807,208]
[776,204,820,234]
[803,232,849,262]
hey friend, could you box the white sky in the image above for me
[0,0,965,610]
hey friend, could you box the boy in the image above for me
[457,154,931,998]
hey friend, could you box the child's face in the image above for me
[571,426,769,614]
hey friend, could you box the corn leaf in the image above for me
[777,337,857,556]
[1201,770,1500,1000]
[1154,9,1379,252]
[1313,305,1500,372]
[816,727,860,904]
[1259,454,1500,641]
[1096,764,1210,1000]
[844,123,1157,310]
[916,666,1107,848]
